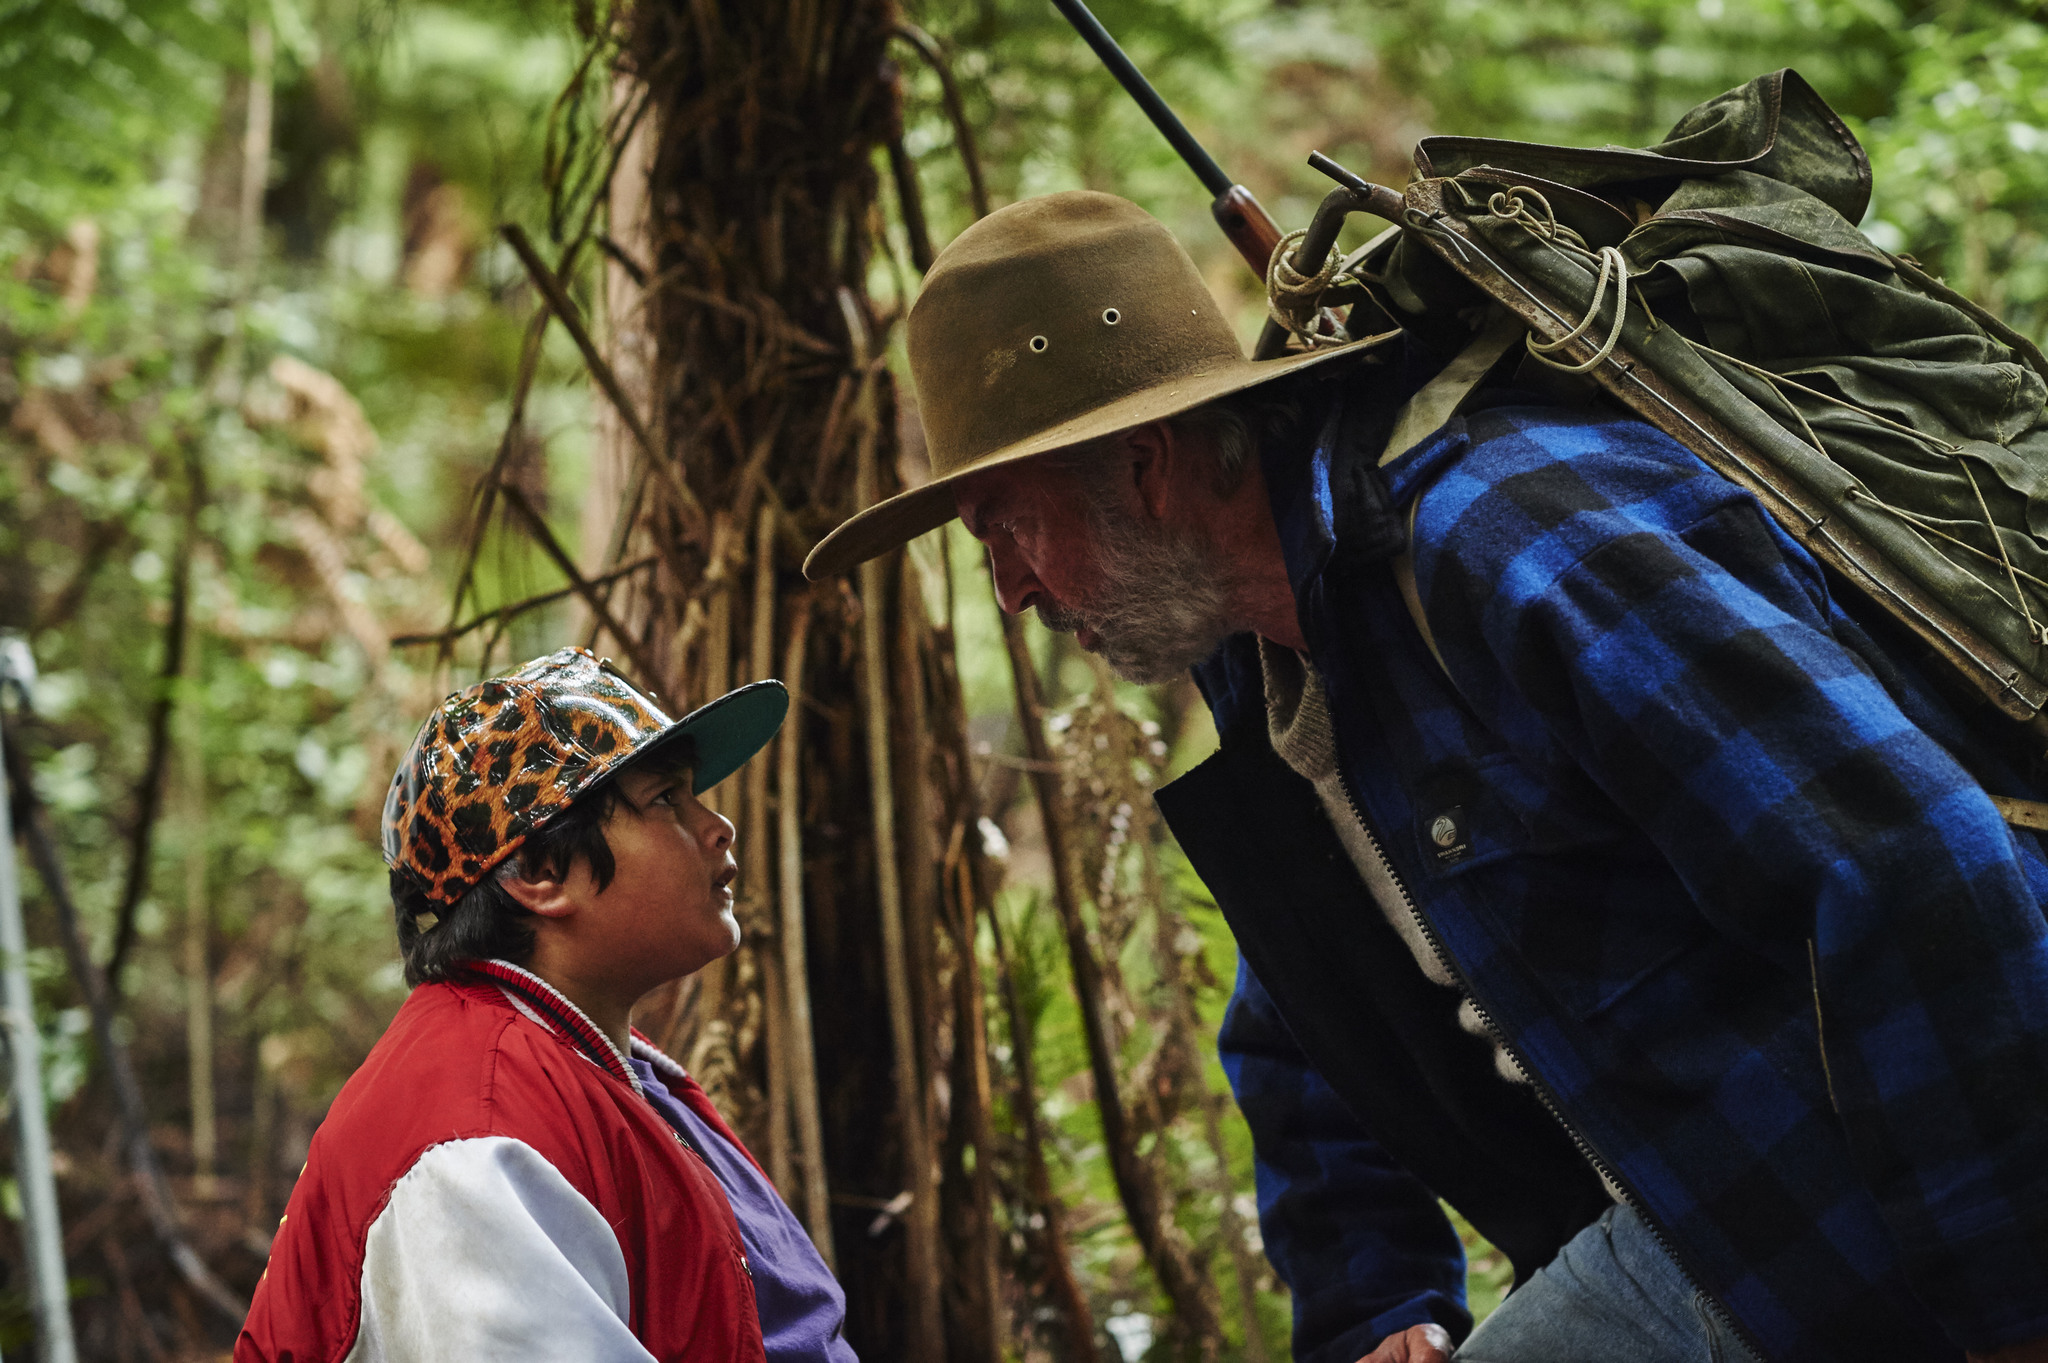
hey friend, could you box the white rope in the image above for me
[1486,187,1588,250]
[1957,455,2044,642]
[1477,182,2043,647]
[1482,184,1633,373]
[1847,489,2048,595]
[1689,337,2043,645]
[1266,228,1346,349]
[1522,244,1632,374]
[1685,338,1964,455]
[1483,187,1665,373]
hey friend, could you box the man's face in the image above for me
[955,438,1241,684]
[565,763,740,994]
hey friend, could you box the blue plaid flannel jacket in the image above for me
[1183,384,2048,1363]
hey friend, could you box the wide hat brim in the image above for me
[802,332,1396,581]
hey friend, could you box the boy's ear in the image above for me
[498,859,579,921]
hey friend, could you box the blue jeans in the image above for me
[1454,1206,1763,1363]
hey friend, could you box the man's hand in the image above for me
[1356,1323,1454,1363]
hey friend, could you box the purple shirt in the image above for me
[629,1057,857,1362]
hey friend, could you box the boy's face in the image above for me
[567,763,740,994]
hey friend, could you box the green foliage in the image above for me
[10,0,2048,1353]
[1857,10,2048,337]
[0,0,240,221]
[0,4,594,1344]
[4,190,418,1093]
[900,0,2048,348]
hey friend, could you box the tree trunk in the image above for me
[616,1,965,1352]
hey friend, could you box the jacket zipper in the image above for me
[1333,767,1769,1362]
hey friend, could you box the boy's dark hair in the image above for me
[392,736,696,988]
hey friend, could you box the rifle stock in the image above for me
[1210,184,1282,279]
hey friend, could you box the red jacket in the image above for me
[237,966,766,1362]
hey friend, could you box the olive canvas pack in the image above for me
[1338,69,2048,762]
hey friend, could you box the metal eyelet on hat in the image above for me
[1102,308,1121,325]
[1029,335,1049,353]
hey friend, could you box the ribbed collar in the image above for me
[462,959,643,1096]
[630,1031,693,1088]
[1258,637,1339,784]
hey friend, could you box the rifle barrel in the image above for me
[1048,0,1231,198]
[1048,0,1282,278]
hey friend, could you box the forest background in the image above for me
[2,0,2044,1358]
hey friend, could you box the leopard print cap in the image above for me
[382,647,680,906]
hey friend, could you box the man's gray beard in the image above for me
[1035,502,1241,685]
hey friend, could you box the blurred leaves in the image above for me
[6,0,2048,1353]
[0,0,597,1346]
[1860,10,2048,336]
[0,0,240,222]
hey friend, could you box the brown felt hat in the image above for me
[803,191,1393,580]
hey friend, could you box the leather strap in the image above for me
[1992,795,2048,831]
[1378,308,1527,472]
[1383,309,1526,678]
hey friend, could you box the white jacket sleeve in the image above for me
[346,1136,656,1363]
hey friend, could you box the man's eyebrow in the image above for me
[959,497,1008,538]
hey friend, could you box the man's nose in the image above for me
[986,541,1042,616]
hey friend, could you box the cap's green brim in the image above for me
[641,679,789,793]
